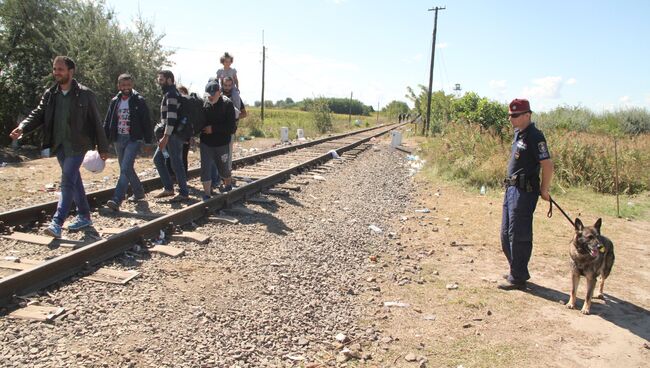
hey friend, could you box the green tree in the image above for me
[0,0,172,146]
[452,92,507,133]
[382,100,410,120]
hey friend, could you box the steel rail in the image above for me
[0,123,406,307]
[0,124,390,228]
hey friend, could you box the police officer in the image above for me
[499,99,554,290]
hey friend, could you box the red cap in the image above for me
[509,99,531,115]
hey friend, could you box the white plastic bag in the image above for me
[82,150,105,173]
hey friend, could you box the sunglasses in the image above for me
[509,112,526,118]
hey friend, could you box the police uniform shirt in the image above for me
[507,123,551,185]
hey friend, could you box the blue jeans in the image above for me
[53,150,90,225]
[500,186,539,282]
[113,135,144,204]
[153,134,189,196]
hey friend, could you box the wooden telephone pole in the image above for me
[424,6,445,136]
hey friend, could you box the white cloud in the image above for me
[619,95,631,103]
[565,77,577,85]
[522,76,563,99]
[645,94,650,106]
[489,79,507,97]
[437,42,448,49]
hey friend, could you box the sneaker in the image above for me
[154,190,175,198]
[127,195,145,203]
[106,200,120,211]
[67,216,93,231]
[497,281,527,291]
[219,184,233,193]
[202,194,211,202]
[44,222,62,238]
[170,194,189,202]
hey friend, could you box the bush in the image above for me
[310,98,332,133]
[239,113,265,137]
[615,108,650,135]
[536,105,594,132]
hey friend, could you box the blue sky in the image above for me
[106,0,650,112]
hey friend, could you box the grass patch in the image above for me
[239,107,384,139]
[432,337,528,368]
[551,186,650,221]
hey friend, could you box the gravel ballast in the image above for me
[0,140,414,367]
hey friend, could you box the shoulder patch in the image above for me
[537,141,551,160]
[538,141,548,154]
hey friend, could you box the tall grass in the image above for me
[423,123,650,195]
[238,107,382,139]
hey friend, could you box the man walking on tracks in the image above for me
[499,98,554,290]
[200,78,237,200]
[9,56,109,238]
[104,73,153,211]
[152,70,190,202]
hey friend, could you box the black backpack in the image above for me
[176,92,206,139]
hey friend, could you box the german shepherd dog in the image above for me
[566,218,615,314]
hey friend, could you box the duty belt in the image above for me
[503,173,535,192]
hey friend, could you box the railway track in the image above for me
[0,122,405,308]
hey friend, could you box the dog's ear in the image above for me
[594,218,602,234]
[574,218,583,232]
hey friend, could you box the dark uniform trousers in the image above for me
[501,186,539,282]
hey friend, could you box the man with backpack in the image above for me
[153,70,189,201]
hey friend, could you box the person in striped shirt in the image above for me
[152,70,189,201]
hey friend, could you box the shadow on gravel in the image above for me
[250,201,280,213]
[239,211,293,236]
[269,195,304,208]
[526,282,650,341]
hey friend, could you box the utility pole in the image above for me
[348,91,353,125]
[376,100,380,125]
[424,6,445,136]
[261,31,266,121]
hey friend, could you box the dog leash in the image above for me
[547,195,575,227]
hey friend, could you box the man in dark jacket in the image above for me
[200,78,236,200]
[9,56,109,238]
[103,73,153,211]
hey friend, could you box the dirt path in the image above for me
[362,161,650,367]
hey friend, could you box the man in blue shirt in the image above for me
[499,99,554,290]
